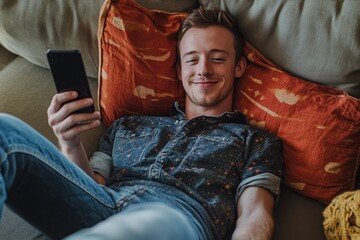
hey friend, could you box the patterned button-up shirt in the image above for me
[90,104,283,238]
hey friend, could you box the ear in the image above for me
[235,57,247,78]
[176,62,182,81]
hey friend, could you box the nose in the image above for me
[197,59,213,77]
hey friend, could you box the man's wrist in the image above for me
[59,140,81,153]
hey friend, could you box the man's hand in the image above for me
[47,91,101,178]
[47,91,101,148]
[232,187,275,240]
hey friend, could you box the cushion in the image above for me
[0,44,17,71]
[0,207,43,240]
[134,0,198,11]
[98,0,360,203]
[0,0,103,78]
[0,57,106,157]
[200,0,360,99]
[235,42,360,203]
[0,0,197,79]
[98,0,187,126]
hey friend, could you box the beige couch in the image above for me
[0,0,359,239]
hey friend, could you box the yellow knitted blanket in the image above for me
[323,190,360,240]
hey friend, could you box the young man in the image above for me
[0,7,282,240]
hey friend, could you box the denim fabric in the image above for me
[0,114,114,238]
[0,103,283,239]
[0,114,208,240]
[65,202,200,240]
[91,104,283,239]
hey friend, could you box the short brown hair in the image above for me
[177,7,244,62]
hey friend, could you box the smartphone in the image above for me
[47,49,95,114]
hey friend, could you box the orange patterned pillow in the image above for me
[98,0,187,126]
[235,42,360,203]
[98,0,360,203]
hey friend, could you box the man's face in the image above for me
[177,26,244,108]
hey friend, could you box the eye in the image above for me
[185,58,198,65]
[211,57,226,63]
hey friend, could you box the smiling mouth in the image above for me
[192,80,219,88]
[195,81,215,85]
[191,77,219,84]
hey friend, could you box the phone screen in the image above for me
[47,49,95,113]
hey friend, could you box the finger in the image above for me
[48,92,78,114]
[75,111,101,125]
[63,111,100,129]
[48,92,78,126]
[57,117,101,142]
[59,98,94,116]
[56,111,100,134]
[50,97,94,128]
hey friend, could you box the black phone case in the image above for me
[47,49,95,114]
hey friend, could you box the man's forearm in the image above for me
[232,187,276,240]
[60,141,95,179]
[232,210,274,240]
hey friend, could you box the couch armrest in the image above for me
[0,44,17,71]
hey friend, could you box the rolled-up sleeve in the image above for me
[235,172,281,203]
[89,151,113,180]
[236,135,283,203]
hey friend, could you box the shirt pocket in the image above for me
[180,136,243,177]
[113,130,156,167]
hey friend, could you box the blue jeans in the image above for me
[0,114,208,240]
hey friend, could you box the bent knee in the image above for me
[0,113,26,130]
[122,203,198,240]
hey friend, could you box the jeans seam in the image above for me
[6,146,114,209]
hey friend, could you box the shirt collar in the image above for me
[172,101,248,125]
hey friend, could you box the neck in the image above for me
[184,96,233,119]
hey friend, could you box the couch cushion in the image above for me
[0,0,103,78]
[97,0,360,204]
[98,0,188,126]
[0,0,197,79]
[0,44,17,71]
[200,0,360,99]
[235,42,360,204]
[274,186,326,240]
[0,207,44,240]
[0,57,106,156]
[134,0,198,11]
